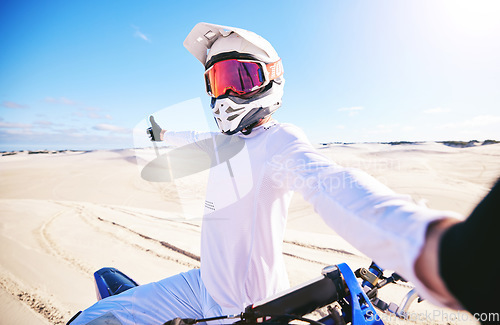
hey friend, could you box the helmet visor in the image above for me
[204,59,282,98]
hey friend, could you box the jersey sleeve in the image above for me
[163,130,214,148]
[268,124,463,307]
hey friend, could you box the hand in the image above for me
[414,218,461,308]
[147,115,163,142]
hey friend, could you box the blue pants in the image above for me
[71,269,225,325]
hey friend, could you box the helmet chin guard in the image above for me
[184,23,285,134]
[210,82,283,135]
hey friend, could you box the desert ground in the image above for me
[1,141,499,324]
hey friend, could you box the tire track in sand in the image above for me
[0,271,69,325]
[103,204,201,231]
[284,240,359,257]
[38,209,94,275]
[43,202,358,277]
[54,201,200,269]
[282,239,367,267]
[96,216,200,262]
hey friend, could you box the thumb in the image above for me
[150,115,160,129]
[148,115,163,141]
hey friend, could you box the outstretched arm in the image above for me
[270,126,464,308]
[147,115,214,148]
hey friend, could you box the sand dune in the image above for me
[1,143,499,324]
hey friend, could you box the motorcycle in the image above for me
[67,261,420,325]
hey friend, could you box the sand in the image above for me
[1,142,499,324]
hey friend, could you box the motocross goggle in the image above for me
[204,58,283,98]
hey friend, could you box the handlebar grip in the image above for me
[245,266,344,321]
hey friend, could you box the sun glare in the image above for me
[440,0,500,34]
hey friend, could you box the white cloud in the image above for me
[442,115,500,129]
[401,125,416,132]
[338,106,363,112]
[377,123,399,129]
[45,97,76,105]
[0,121,32,129]
[132,25,151,42]
[93,124,130,134]
[424,107,452,114]
[88,112,112,120]
[135,31,150,42]
[2,101,28,109]
[74,107,113,120]
[60,97,76,105]
[370,123,399,134]
[0,129,132,151]
[34,120,54,127]
[337,106,363,117]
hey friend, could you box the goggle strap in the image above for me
[266,59,284,80]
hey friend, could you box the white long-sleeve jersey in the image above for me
[163,121,461,312]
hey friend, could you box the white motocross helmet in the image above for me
[184,22,284,135]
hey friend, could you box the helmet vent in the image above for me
[225,106,245,113]
[227,114,240,121]
[204,31,217,40]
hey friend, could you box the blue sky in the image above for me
[1,0,499,151]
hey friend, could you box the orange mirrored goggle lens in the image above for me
[204,59,283,98]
